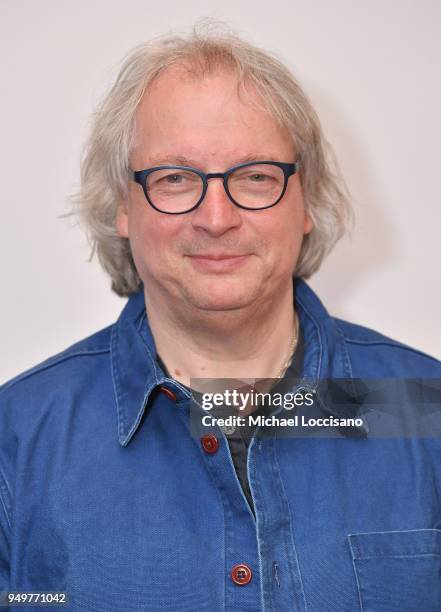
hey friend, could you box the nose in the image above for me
[190,178,242,237]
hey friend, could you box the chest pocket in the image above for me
[348,529,441,612]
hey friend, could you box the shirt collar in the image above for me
[111,278,356,446]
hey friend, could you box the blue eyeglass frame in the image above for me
[130,160,301,214]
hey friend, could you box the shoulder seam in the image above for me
[0,347,110,395]
[333,318,440,364]
[344,337,440,363]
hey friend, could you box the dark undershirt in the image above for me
[156,327,304,514]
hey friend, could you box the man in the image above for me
[1,29,441,612]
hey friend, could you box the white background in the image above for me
[1,0,440,383]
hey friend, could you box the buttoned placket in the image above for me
[184,379,310,611]
[112,279,362,611]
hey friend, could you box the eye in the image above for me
[163,173,184,184]
[148,170,200,189]
[231,167,280,184]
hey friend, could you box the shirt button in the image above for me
[201,434,219,454]
[230,563,253,586]
[159,386,177,402]
[220,424,236,436]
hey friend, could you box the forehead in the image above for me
[132,66,294,166]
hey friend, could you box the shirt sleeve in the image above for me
[0,486,10,593]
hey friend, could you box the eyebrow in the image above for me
[144,154,283,168]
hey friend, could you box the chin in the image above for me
[181,281,259,312]
[186,294,256,312]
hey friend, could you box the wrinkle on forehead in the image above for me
[130,65,294,169]
[136,64,277,130]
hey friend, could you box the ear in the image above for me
[303,210,313,235]
[116,201,129,238]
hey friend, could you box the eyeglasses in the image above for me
[130,160,300,214]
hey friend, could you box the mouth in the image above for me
[186,253,250,272]
[192,253,247,260]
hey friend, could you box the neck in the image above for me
[145,280,297,387]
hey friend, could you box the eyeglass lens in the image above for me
[145,164,286,213]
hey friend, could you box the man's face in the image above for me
[117,67,312,313]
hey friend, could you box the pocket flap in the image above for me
[348,528,441,560]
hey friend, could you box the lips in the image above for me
[191,254,246,260]
[187,253,250,272]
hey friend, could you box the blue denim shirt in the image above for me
[1,279,441,611]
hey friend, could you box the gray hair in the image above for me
[73,25,353,296]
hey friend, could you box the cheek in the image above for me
[266,208,307,270]
[127,209,182,275]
